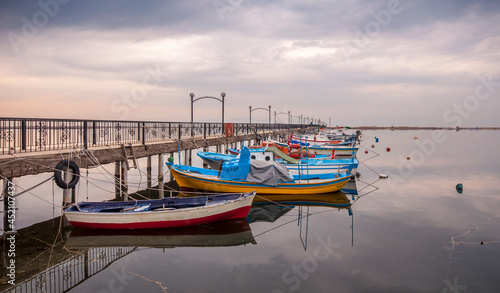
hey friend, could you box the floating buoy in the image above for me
[365,150,368,154]
[414,136,418,140]
[379,174,388,179]
[371,144,375,148]
[386,147,391,152]
[456,183,463,194]
[407,157,410,160]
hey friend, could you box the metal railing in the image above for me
[0,118,307,154]
[3,247,135,293]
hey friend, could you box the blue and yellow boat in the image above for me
[168,146,351,195]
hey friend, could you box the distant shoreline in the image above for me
[351,126,500,130]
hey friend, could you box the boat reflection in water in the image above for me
[248,188,356,250]
[65,218,256,249]
[248,189,353,223]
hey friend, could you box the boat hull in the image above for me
[64,194,254,229]
[285,165,357,176]
[302,145,359,157]
[170,166,350,195]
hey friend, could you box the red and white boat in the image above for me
[291,132,342,145]
[63,192,256,229]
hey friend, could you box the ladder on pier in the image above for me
[121,144,137,170]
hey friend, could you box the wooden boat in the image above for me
[292,130,358,145]
[200,147,358,175]
[291,133,338,145]
[274,140,359,157]
[169,147,351,195]
[197,151,237,170]
[63,192,256,229]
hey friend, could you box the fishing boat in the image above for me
[197,151,237,170]
[169,147,351,194]
[201,147,358,175]
[292,129,360,145]
[291,132,338,145]
[278,140,359,157]
[63,192,256,229]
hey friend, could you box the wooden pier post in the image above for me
[146,155,152,190]
[202,147,208,168]
[184,150,192,166]
[158,154,164,199]
[120,160,128,201]
[168,152,174,181]
[114,161,121,200]
[62,171,71,205]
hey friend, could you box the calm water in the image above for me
[1,130,499,292]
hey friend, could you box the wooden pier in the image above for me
[0,117,312,206]
[0,118,309,178]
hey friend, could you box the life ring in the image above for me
[54,160,80,189]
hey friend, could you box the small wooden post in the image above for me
[202,147,208,168]
[62,171,71,205]
[83,121,88,149]
[146,155,152,190]
[168,152,174,181]
[184,150,193,166]
[121,160,128,201]
[114,161,121,200]
[158,154,164,199]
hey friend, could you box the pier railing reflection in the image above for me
[3,246,135,293]
[1,217,255,293]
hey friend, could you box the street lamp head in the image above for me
[221,92,226,98]
[249,105,252,110]
[189,92,194,98]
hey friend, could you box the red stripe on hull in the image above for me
[68,206,251,229]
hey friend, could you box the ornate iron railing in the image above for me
[3,247,135,293]
[0,118,306,154]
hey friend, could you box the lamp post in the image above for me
[268,105,271,132]
[190,92,225,136]
[274,110,291,124]
[249,105,272,130]
[249,106,252,124]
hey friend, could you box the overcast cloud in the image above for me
[1,0,499,126]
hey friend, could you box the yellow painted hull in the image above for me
[169,167,349,195]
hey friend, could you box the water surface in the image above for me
[1,130,499,292]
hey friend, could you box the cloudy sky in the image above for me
[1,0,499,126]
